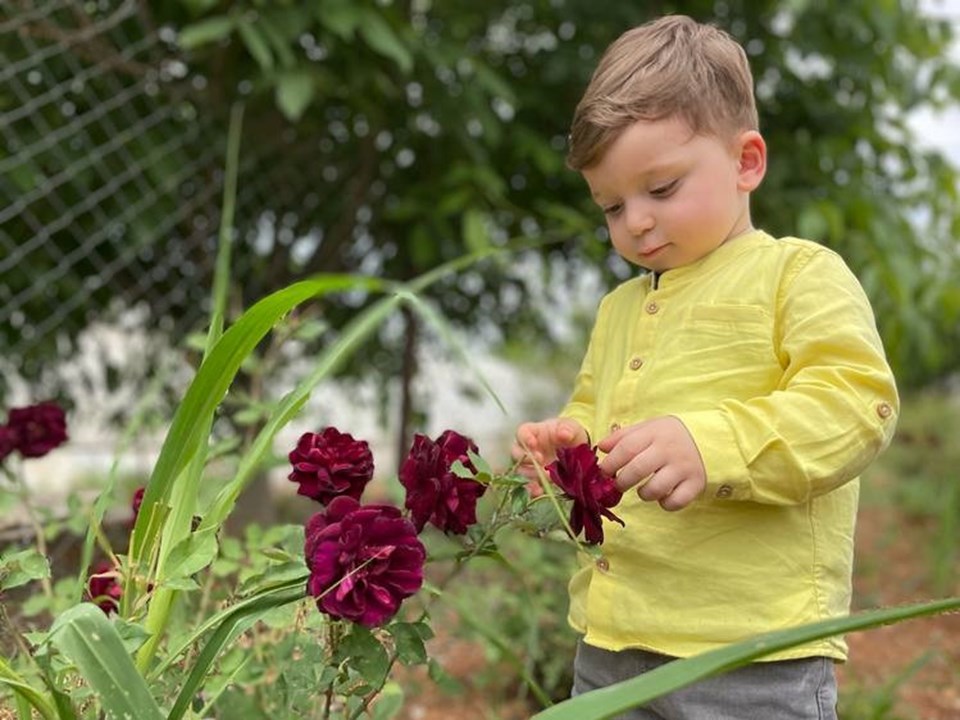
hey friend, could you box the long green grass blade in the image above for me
[531,597,960,720]
[206,102,244,349]
[0,657,59,720]
[76,354,176,603]
[166,585,306,720]
[47,604,164,720]
[128,274,384,578]
[199,291,401,531]
[399,291,506,414]
[148,572,309,682]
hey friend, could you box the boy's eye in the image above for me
[601,202,623,216]
[650,180,679,198]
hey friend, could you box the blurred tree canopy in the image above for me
[3,0,959,406]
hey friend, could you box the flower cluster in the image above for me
[0,402,68,462]
[546,444,624,545]
[291,426,485,627]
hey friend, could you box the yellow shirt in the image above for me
[560,230,898,661]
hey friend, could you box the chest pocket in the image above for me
[656,303,781,399]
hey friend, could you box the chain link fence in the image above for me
[0,1,325,401]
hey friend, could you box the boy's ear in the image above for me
[736,130,766,192]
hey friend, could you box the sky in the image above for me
[914,0,960,165]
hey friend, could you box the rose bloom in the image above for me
[399,430,486,534]
[5,402,68,458]
[87,560,122,615]
[547,444,624,545]
[288,427,373,505]
[0,425,16,462]
[304,496,425,627]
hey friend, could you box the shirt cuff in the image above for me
[671,410,749,501]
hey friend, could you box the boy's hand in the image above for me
[512,418,589,480]
[598,417,706,511]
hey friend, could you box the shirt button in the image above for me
[876,402,893,419]
[609,422,621,432]
[595,557,609,572]
[716,484,733,499]
[645,301,659,315]
[629,357,644,371]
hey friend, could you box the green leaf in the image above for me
[316,1,362,39]
[276,71,315,122]
[237,19,274,70]
[167,584,306,720]
[0,657,60,720]
[48,604,164,720]
[387,622,429,665]
[149,573,309,683]
[0,547,51,591]
[531,597,960,720]
[371,681,405,720]
[358,11,413,73]
[337,626,390,687]
[162,527,219,584]
[178,16,236,50]
[462,208,488,254]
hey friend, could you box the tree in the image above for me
[2,0,958,421]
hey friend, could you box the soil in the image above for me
[393,504,960,720]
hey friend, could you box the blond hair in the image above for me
[567,15,759,170]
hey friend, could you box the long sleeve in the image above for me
[674,247,899,504]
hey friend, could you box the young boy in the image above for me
[512,15,899,719]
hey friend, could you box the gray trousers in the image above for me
[572,640,838,720]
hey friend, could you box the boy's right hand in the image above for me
[511,418,589,480]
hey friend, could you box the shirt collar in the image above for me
[648,229,769,291]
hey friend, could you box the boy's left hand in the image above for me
[598,417,707,511]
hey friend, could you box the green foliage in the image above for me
[860,390,960,594]
[4,0,959,403]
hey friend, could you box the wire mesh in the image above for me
[0,0,234,388]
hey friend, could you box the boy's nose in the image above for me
[626,203,654,235]
[624,200,655,235]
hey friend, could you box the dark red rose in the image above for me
[304,496,425,627]
[399,430,487,534]
[546,444,624,545]
[288,427,374,505]
[87,560,122,615]
[131,487,145,516]
[130,486,146,528]
[5,402,68,458]
[0,425,15,462]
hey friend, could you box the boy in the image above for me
[512,14,899,720]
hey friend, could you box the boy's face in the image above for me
[582,117,765,273]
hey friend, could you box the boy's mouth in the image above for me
[639,244,667,259]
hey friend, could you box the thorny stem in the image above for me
[516,439,590,556]
[2,464,53,598]
[323,620,343,720]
